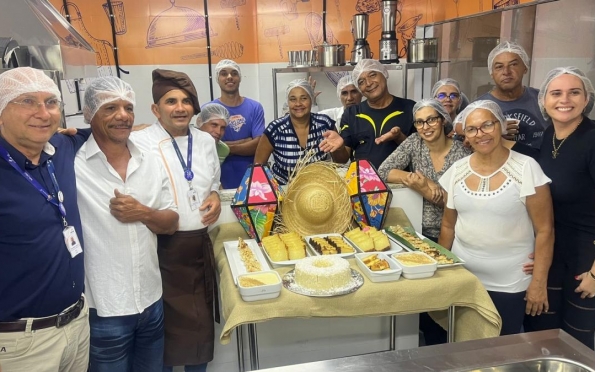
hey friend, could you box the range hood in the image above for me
[0,0,97,80]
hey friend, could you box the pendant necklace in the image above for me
[552,124,579,159]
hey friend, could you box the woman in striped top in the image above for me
[255,79,349,184]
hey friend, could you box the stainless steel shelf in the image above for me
[271,62,440,118]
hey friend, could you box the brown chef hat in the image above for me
[152,69,200,115]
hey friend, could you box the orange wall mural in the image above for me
[48,0,543,67]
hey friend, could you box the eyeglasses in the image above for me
[435,92,460,101]
[413,116,442,129]
[9,98,64,113]
[464,121,497,137]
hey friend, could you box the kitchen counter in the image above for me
[256,329,595,372]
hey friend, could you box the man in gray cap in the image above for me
[476,41,546,148]
[209,59,265,189]
[133,69,221,372]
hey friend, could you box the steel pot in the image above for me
[407,38,438,63]
[316,44,347,67]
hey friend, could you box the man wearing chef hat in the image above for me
[132,69,221,372]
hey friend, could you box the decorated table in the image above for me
[210,208,502,371]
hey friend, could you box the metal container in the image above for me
[316,44,347,67]
[407,38,438,63]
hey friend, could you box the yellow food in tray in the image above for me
[262,232,306,262]
[238,237,262,272]
[344,227,390,252]
[394,252,435,266]
[389,225,455,265]
[238,272,280,287]
[362,254,391,271]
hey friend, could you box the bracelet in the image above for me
[589,271,595,281]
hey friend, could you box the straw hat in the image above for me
[281,162,353,236]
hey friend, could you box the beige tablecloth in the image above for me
[210,208,502,345]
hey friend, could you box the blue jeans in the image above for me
[89,299,164,372]
[162,363,207,372]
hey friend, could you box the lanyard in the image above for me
[0,143,68,225]
[166,129,194,183]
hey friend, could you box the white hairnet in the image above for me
[83,77,136,124]
[352,59,389,90]
[431,78,465,111]
[431,78,461,97]
[0,67,62,117]
[487,41,530,72]
[336,75,356,99]
[286,79,314,103]
[459,100,507,135]
[413,98,453,134]
[538,66,595,120]
[453,111,464,125]
[196,103,230,128]
[215,59,241,80]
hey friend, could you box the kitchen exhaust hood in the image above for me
[0,0,97,80]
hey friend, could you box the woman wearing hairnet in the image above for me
[378,99,470,242]
[378,99,471,346]
[438,101,554,336]
[531,67,595,348]
[431,78,469,122]
[254,79,349,184]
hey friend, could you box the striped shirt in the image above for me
[264,113,335,185]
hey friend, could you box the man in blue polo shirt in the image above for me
[0,67,90,371]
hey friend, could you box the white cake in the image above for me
[294,256,351,291]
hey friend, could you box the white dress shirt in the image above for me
[75,135,177,317]
[132,123,221,231]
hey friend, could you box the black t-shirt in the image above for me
[511,142,540,161]
[339,95,416,169]
[538,117,595,234]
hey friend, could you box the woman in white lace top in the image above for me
[438,101,554,336]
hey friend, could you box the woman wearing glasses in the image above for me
[432,78,468,122]
[438,100,554,336]
[377,99,470,242]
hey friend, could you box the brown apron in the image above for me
[157,228,220,366]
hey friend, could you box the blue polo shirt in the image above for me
[0,131,89,321]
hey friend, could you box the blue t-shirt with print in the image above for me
[477,87,547,149]
[211,97,265,189]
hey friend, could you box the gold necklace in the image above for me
[552,125,579,159]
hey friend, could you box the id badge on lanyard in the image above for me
[0,145,82,258]
[168,130,201,210]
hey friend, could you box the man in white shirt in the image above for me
[317,75,363,128]
[132,69,221,372]
[75,76,179,372]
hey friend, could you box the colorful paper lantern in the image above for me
[345,160,393,229]
[231,164,281,243]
